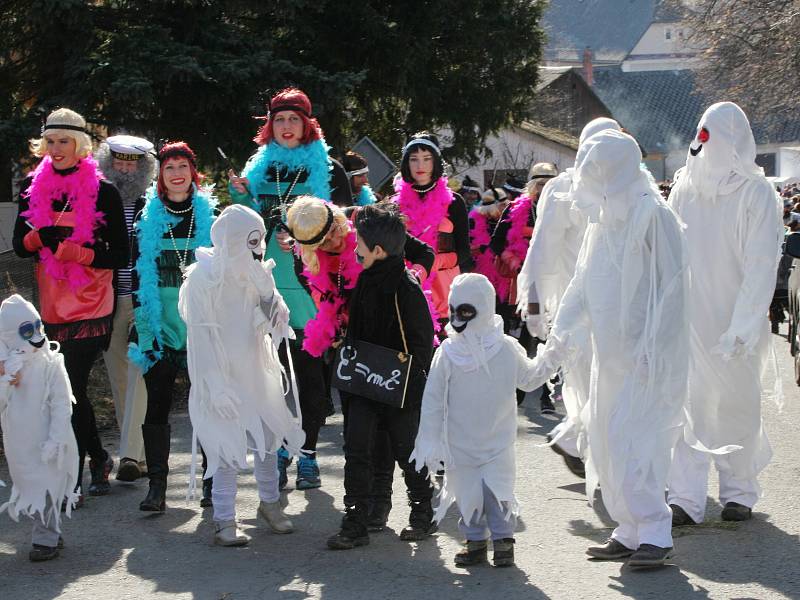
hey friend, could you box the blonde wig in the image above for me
[30,108,93,158]
[286,196,349,275]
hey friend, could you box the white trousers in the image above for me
[212,452,279,523]
[607,468,674,550]
[102,295,147,462]
[667,438,761,524]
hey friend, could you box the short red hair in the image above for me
[157,141,202,198]
[253,87,324,146]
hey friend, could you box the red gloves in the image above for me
[55,241,95,265]
[23,230,43,252]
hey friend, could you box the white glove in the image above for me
[249,258,276,300]
[526,314,549,340]
[711,333,746,361]
[40,440,61,464]
[209,388,240,420]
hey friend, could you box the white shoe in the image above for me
[214,520,250,546]
[258,500,294,534]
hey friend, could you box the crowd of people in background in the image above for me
[0,90,786,575]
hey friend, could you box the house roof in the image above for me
[518,120,580,151]
[542,0,658,63]
[590,66,800,155]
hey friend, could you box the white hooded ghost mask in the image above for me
[0,295,48,377]
[684,101,762,198]
[443,273,505,374]
[579,117,621,146]
[571,129,644,224]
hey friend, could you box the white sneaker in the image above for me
[214,520,250,546]
[258,500,294,534]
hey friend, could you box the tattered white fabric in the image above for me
[0,294,78,529]
[410,274,544,525]
[668,101,783,484]
[516,118,622,457]
[530,130,689,548]
[179,205,305,488]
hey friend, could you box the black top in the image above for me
[13,170,129,270]
[490,201,535,256]
[445,193,474,272]
[346,255,434,408]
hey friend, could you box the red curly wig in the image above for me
[253,87,323,146]
[157,141,202,198]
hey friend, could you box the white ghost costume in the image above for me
[530,130,689,550]
[0,294,79,547]
[517,117,622,459]
[410,274,544,537]
[178,205,305,522]
[666,102,784,523]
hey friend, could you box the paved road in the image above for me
[1,329,799,600]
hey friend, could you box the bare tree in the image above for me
[670,0,800,122]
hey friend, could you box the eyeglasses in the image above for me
[19,319,43,340]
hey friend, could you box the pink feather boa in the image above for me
[301,229,362,357]
[395,178,453,335]
[495,195,534,303]
[22,155,104,291]
[468,208,500,290]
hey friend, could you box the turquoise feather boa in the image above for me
[356,185,377,206]
[128,183,216,373]
[240,139,332,205]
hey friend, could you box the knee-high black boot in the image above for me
[140,424,170,512]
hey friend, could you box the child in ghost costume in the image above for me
[410,273,545,568]
[0,294,79,562]
[517,117,622,478]
[529,130,689,568]
[179,205,306,546]
[666,102,784,526]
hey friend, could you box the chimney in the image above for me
[582,46,593,86]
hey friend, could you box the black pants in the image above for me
[279,331,328,453]
[341,395,395,504]
[61,337,107,488]
[144,358,181,425]
[343,395,432,513]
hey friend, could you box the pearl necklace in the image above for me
[165,201,195,278]
[53,199,71,226]
[275,167,305,221]
[414,180,437,194]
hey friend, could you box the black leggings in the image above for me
[279,332,328,454]
[61,337,107,488]
[144,358,181,425]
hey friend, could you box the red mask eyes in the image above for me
[697,127,710,143]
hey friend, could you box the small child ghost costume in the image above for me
[0,294,79,561]
[179,205,305,546]
[410,273,543,566]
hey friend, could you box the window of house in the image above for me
[665,29,672,40]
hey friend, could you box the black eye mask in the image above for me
[449,303,477,333]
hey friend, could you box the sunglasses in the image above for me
[19,319,43,340]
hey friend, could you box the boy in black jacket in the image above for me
[328,205,436,550]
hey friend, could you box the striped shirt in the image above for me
[117,202,138,296]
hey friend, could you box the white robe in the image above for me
[411,325,543,524]
[0,348,78,529]
[517,170,591,453]
[179,263,305,481]
[668,170,783,478]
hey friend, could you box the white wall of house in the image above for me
[449,126,577,188]
[623,22,701,72]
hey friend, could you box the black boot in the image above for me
[328,505,369,550]
[400,499,437,541]
[367,499,392,532]
[88,450,114,496]
[200,477,213,508]
[139,424,170,512]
